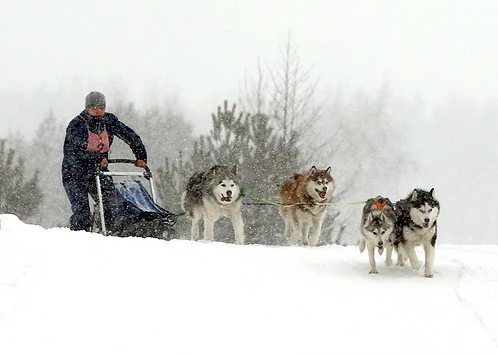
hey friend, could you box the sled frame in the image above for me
[95,159,157,236]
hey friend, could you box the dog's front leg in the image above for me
[359,238,366,253]
[203,216,215,242]
[280,209,293,240]
[367,242,378,274]
[385,243,393,266]
[396,246,407,266]
[230,212,245,245]
[300,222,311,246]
[283,218,293,240]
[395,245,406,266]
[291,228,301,244]
[290,213,301,244]
[423,240,435,278]
[309,215,324,247]
[190,212,201,241]
[404,242,420,271]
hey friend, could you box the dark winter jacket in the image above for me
[62,110,147,181]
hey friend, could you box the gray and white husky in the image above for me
[389,188,440,278]
[359,196,395,274]
[181,165,245,244]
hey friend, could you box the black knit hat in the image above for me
[85,91,106,108]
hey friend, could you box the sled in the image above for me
[91,159,179,240]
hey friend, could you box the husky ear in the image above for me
[325,166,332,174]
[366,212,373,224]
[411,189,418,201]
[310,166,317,174]
[430,188,435,198]
[208,165,223,179]
[230,165,237,175]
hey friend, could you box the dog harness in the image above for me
[297,195,327,216]
[373,200,387,210]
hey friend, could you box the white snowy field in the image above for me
[1,213,497,355]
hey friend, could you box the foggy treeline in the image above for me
[6,37,494,245]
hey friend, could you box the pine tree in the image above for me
[24,111,68,227]
[207,100,249,166]
[0,139,43,221]
[155,151,190,213]
[241,113,301,244]
[189,136,212,174]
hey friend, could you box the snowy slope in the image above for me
[1,214,497,355]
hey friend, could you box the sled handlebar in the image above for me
[105,159,152,179]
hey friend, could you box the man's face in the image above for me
[88,105,106,118]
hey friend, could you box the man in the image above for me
[62,91,148,232]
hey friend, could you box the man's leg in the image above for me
[63,178,92,231]
[90,175,118,232]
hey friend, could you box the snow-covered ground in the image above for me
[1,213,497,355]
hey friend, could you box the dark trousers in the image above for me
[63,174,118,232]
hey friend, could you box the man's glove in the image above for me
[100,158,109,168]
[135,159,147,169]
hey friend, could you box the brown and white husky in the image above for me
[279,166,335,246]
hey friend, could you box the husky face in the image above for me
[363,213,393,255]
[408,189,440,229]
[305,166,335,201]
[211,176,241,205]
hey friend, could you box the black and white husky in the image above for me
[390,188,440,278]
[359,196,395,274]
[181,165,245,244]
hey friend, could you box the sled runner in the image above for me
[91,159,179,240]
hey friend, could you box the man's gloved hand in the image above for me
[135,159,147,169]
[100,158,109,168]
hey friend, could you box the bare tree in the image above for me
[269,32,320,144]
[240,58,267,115]
[315,84,414,245]
[240,32,320,145]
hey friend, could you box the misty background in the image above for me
[1,0,497,244]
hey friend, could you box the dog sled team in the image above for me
[181,164,440,278]
[63,92,439,278]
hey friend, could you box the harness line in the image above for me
[242,195,366,208]
[174,190,366,218]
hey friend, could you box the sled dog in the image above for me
[390,188,440,277]
[359,196,395,274]
[279,166,335,246]
[181,165,245,244]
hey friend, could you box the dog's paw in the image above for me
[369,269,379,274]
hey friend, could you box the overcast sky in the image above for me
[2,0,498,137]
